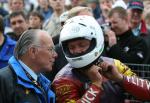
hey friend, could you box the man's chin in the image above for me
[41,66,52,72]
[16,32,23,36]
[47,66,53,72]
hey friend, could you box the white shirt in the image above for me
[19,60,38,81]
[132,23,141,36]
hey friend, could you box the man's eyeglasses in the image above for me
[46,46,56,54]
[33,45,56,54]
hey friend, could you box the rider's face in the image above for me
[68,39,90,55]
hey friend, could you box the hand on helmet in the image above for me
[97,61,123,82]
[84,65,103,88]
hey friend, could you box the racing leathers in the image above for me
[52,56,135,103]
[123,76,150,100]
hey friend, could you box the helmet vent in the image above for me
[78,23,86,27]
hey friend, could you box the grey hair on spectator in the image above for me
[14,29,41,59]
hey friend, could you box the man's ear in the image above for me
[28,47,38,59]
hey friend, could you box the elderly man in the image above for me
[0,29,57,103]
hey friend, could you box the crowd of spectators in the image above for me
[0,0,150,102]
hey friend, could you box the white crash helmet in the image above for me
[60,15,104,68]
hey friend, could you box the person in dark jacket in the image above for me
[0,29,57,103]
[0,15,16,68]
[0,8,8,17]
[104,7,148,64]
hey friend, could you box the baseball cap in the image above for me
[128,0,144,10]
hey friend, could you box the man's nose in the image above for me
[53,51,58,58]
[133,11,138,15]
[15,23,21,28]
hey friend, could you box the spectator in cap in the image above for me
[127,0,148,37]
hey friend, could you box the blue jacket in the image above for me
[0,36,16,68]
[0,56,55,103]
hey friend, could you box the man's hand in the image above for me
[105,30,117,47]
[84,65,103,88]
[98,62,123,82]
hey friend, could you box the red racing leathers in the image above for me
[123,76,150,100]
[52,57,135,103]
[52,64,103,103]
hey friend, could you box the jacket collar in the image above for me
[8,56,31,82]
[9,56,51,85]
[116,29,132,41]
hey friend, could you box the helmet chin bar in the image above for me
[74,56,101,70]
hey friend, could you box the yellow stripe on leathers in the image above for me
[114,59,136,76]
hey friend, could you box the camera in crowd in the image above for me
[101,23,111,34]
